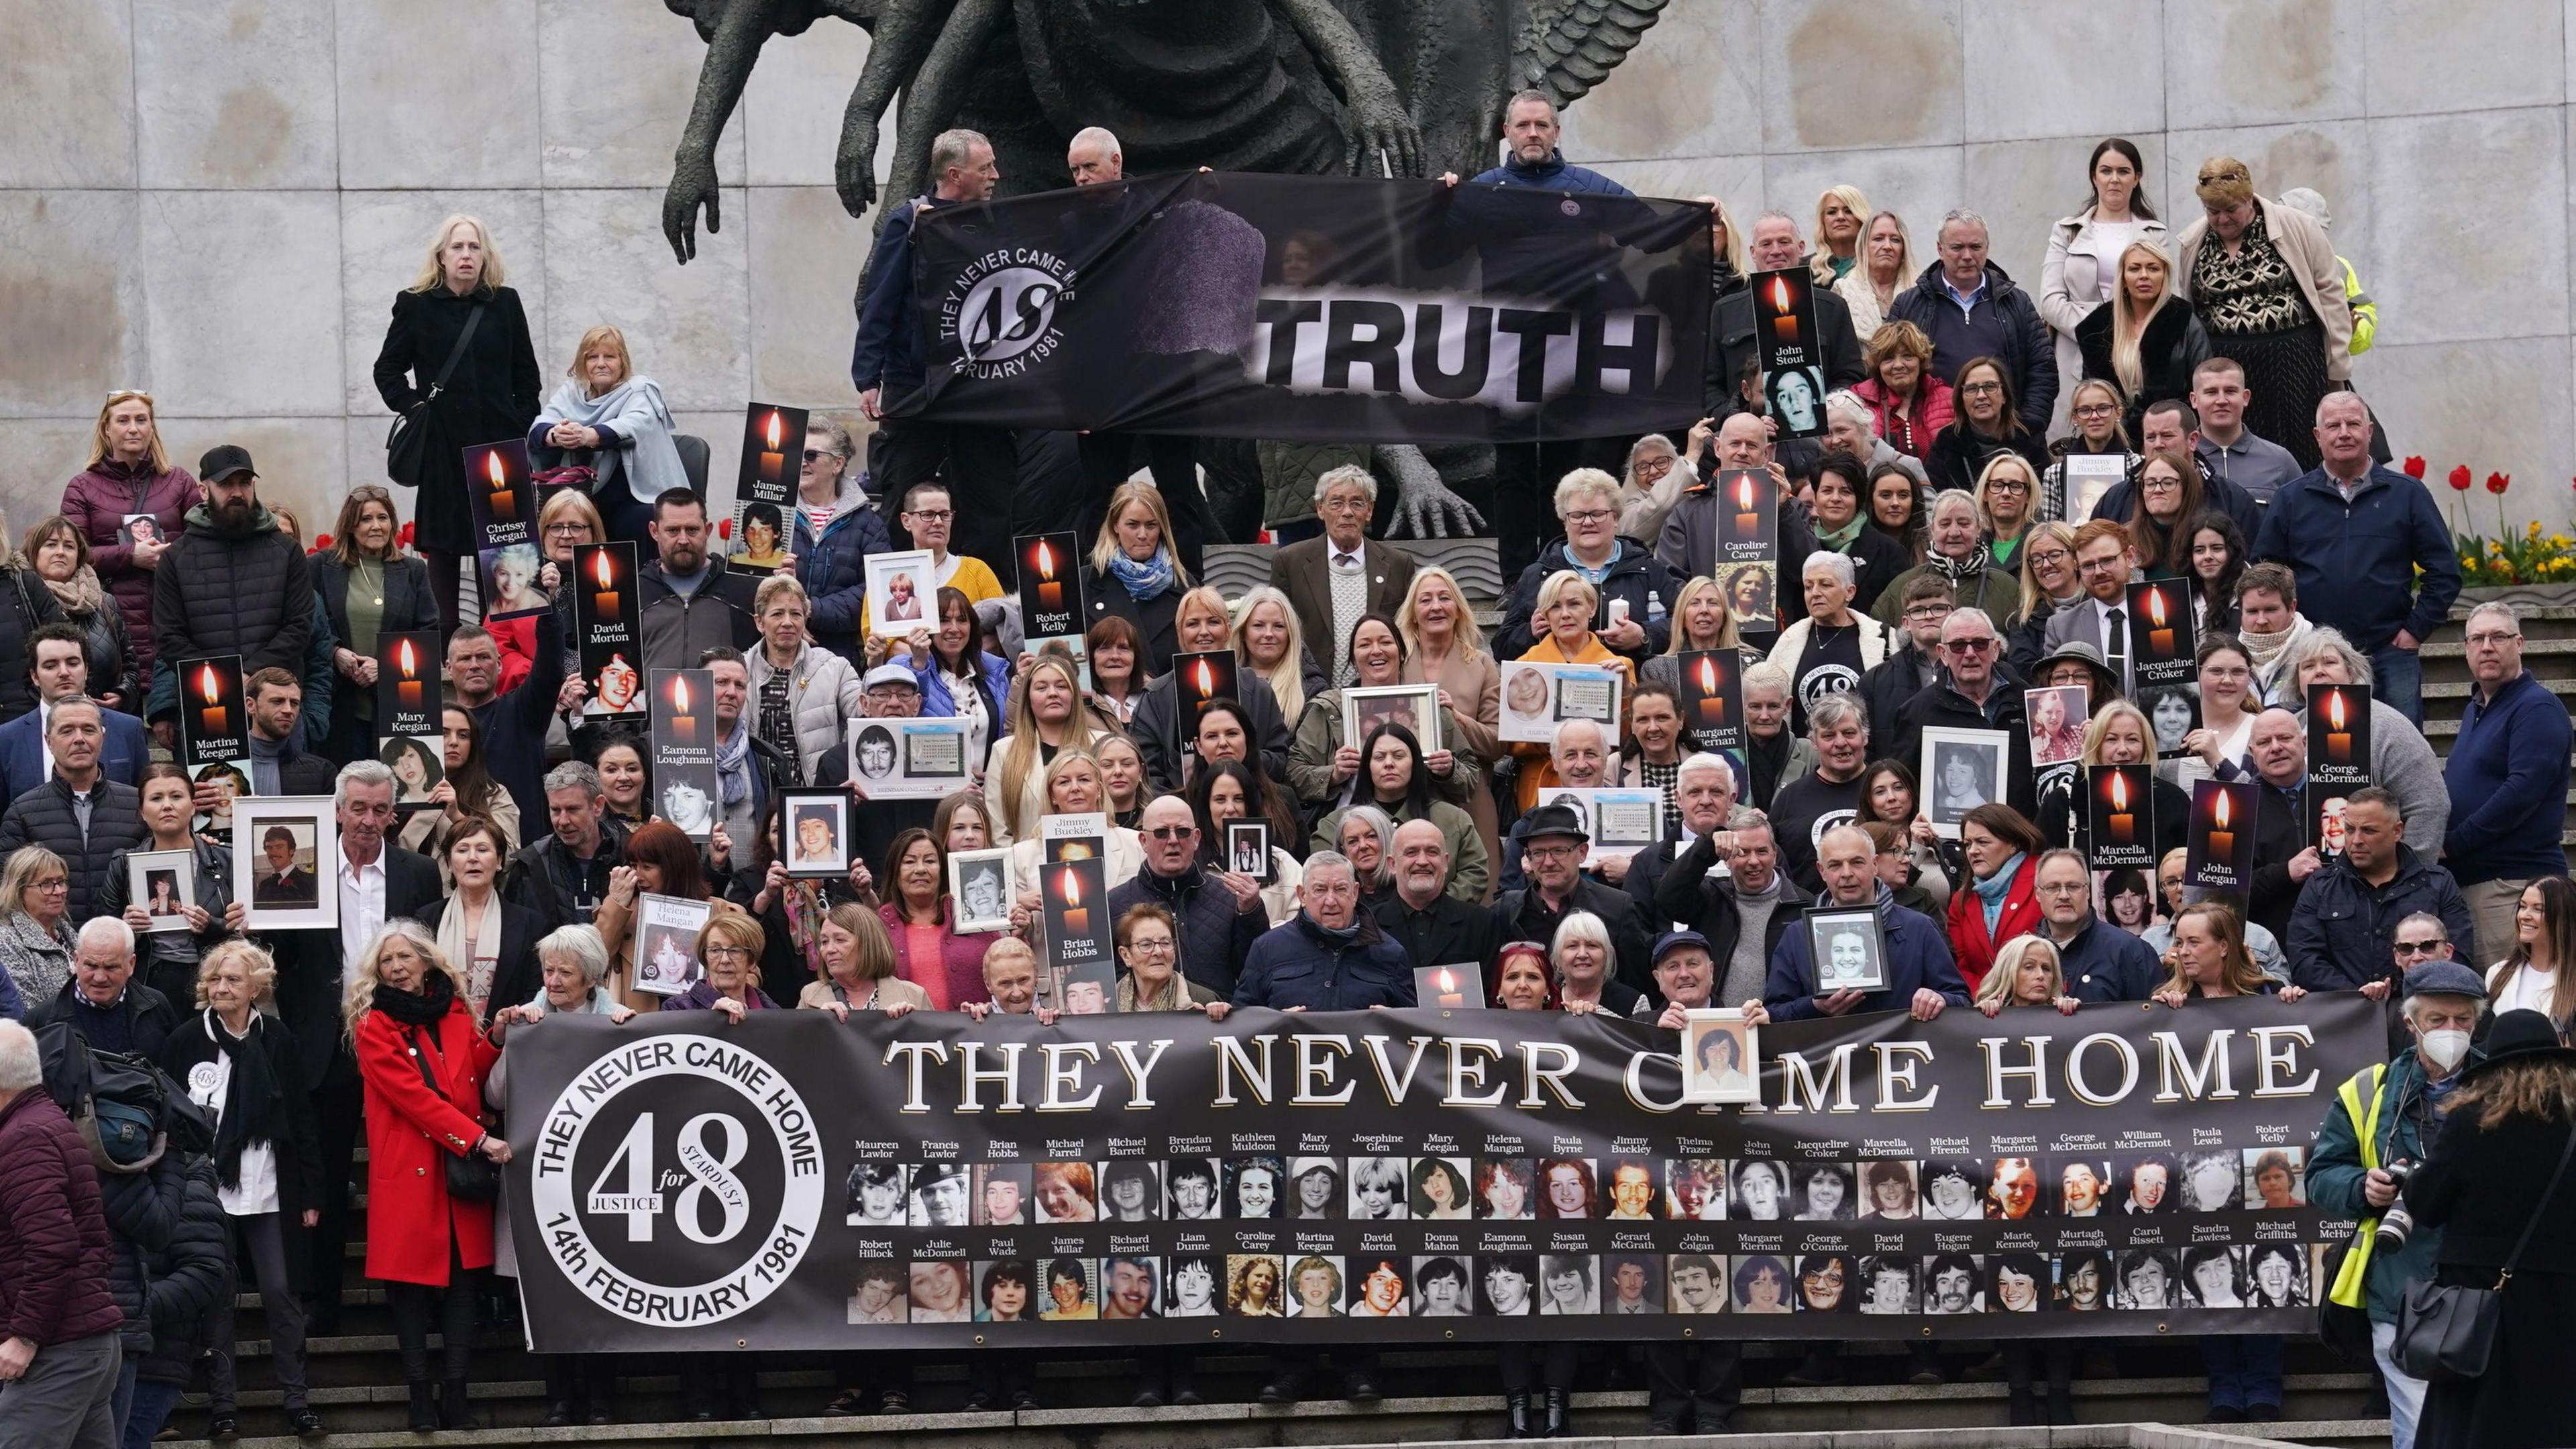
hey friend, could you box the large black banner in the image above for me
[901,172,1711,443]
[504,996,2379,1351]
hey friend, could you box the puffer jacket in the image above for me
[42,570,142,710]
[96,1148,185,1354]
[0,566,65,722]
[0,1088,123,1347]
[747,640,864,782]
[148,500,314,694]
[789,479,894,665]
[138,1152,230,1385]
[0,777,148,924]
[60,457,198,676]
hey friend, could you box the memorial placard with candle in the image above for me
[2125,580,2196,690]
[1015,531,1084,641]
[1414,963,1487,1010]
[729,402,806,568]
[1676,649,1743,751]
[573,542,647,719]
[2186,779,2257,893]
[1712,468,1781,639]
[374,631,442,739]
[1042,854,1112,977]
[648,668,722,840]
[463,439,535,552]
[2084,764,2157,870]
[1171,650,1238,746]
[176,655,247,769]
[2306,683,2373,858]
[1750,267,1827,439]
[1040,812,1112,863]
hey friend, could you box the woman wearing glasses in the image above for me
[2039,378,2139,523]
[61,389,197,686]
[788,415,893,665]
[311,486,437,764]
[1923,357,2048,499]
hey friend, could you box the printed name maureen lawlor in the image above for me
[504,996,2378,1352]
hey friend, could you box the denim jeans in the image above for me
[121,1379,184,1449]
[2373,1320,2428,1449]
[2370,644,2424,727]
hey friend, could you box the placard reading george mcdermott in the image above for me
[502,996,2377,1352]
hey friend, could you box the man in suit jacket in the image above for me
[260,758,443,1330]
[2041,519,2145,699]
[1267,466,1415,687]
[0,626,148,800]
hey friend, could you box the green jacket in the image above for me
[2309,1050,2459,1323]
[1314,796,1489,904]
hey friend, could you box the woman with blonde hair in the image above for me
[2043,138,2167,420]
[989,652,1115,842]
[2033,698,2192,859]
[2007,520,2082,646]
[1397,564,1503,888]
[747,573,865,777]
[372,212,542,633]
[2076,239,2210,441]
[2174,157,2351,470]
[1232,584,1319,733]
[1125,584,1293,792]
[2040,378,2140,523]
[1972,452,2042,573]
[60,388,192,681]
[1837,211,1915,342]
[0,845,74,1010]
[1083,480,1194,676]
[1507,570,1636,811]
[1974,933,2080,1016]
[21,514,138,709]
[1006,750,1146,916]
[1809,184,1871,285]
[1640,575,1750,694]
[343,920,508,1430]
[528,323,689,549]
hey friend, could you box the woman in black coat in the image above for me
[2404,1010,2576,1449]
[370,214,541,635]
[310,486,439,765]
[2074,239,2212,443]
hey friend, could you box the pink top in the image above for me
[880,900,991,1010]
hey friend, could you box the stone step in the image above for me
[2418,676,2576,700]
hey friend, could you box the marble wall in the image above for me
[4,0,2571,539]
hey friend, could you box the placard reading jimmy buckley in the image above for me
[505,995,2377,1351]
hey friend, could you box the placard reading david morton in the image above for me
[502,999,2377,1352]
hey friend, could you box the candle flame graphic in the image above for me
[1436,967,1457,993]
[2213,791,2231,829]
[198,664,219,706]
[1697,655,1718,692]
[2110,771,2129,811]
[2146,588,2168,629]
[1194,659,1215,696]
[1034,539,1055,580]
[398,638,416,677]
[1737,475,1756,513]
[595,551,614,590]
[486,450,506,488]
[764,411,783,451]
[1769,276,1792,315]
[2328,691,2347,731]
[672,676,690,714]
[1061,868,1081,908]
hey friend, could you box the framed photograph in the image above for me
[2023,686,2087,767]
[1679,1008,1758,1104]
[1026,633,1091,691]
[1225,821,1272,880]
[233,796,337,931]
[1415,963,1485,1009]
[1342,684,1440,755]
[948,847,1016,934]
[780,789,853,879]
[1499,660,1623,744]
[1559,787,1662,865]
[631,892,714,997]
[1919,727,2010,837]
[378,735,444,815]
[128,850,196,934]
[859,717,971,800]
[117,514,167,551]
[1807,907,1888,995]
[476,541,549,621]
[866,549,936,637]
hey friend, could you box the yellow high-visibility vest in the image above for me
[2329,1063,2390,1309]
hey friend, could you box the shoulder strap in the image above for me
[2500,1122,2576,1281]
[424,305,488,398]
[405,1023,453,1103]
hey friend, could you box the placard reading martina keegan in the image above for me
[502,996,2377,1352]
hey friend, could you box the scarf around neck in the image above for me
[371,967,456,1029]
[1815,514,1865,551]
[41,565,105,616]
[1972,852,2025,934]
[201,1010,281,1190]
[1301,911,1366,947]
[1108,547,1178,604]
[1928,545,1991,588]
[714,715,755,806]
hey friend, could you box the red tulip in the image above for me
[313,533,333,551]
[2487,472,2511,496]
[2402,455,2426,480]
[717,517,733,540]
[2449,465,2473,492]
[398,521,416,546]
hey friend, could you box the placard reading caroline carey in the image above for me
[504,996,2377,1352]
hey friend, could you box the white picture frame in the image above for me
[780,790,853,880]
[232,796,337,932]
[128,850,196,935]
[2062,454,2125,523]
[1557,786,1663,865]
[861,716,971,800]
[1498,661,1623,745]
[948,847,1016,934]
[1919,726,2010,839]
[1225,821,1272,881]
[1341,684,1441,755]
[631,892,713,997]
[1680,1008,1759,1105]
[865,549,936,638]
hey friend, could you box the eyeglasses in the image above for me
[31,879,68,892]
[802,448,841,464]
[350,485,392,502]
[1524,844,1580,862]
[1124,938,1175,956]
[904,508,954,523]
[2394,938,2447,957]
[1902,604,1951,622]
[104,390,154,406]
[1145,825,1195,841]
[1959,382,2003,396]
[2077,555,2125,574]
[704,945,753,963]
[1985,478,2029,494]
[2465,631,2521,647]
[543,522,592,537]
[1943,637,1996,654]
[1562,508,1615,527]
[2072,403,2119,419]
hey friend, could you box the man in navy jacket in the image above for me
[1232,853,1415,1011]
[2440,602,2575,959]
[1886,213,2055,434]
[1750,824,1967,1022]
[0,627,148,800]
[2031,850,2162,1002]
[2288,788,2476,994]
[2251,394,2459,724]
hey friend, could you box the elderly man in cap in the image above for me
[1494,802,1656,1001]
[2308,955,2487,1449]
[146,445,313,750]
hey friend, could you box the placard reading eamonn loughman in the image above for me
[503,996,2379,1351]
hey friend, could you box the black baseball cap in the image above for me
[199,445,257,483]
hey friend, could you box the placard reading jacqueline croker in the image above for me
[505,996,2379,1352]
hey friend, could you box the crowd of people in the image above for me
[0,101,2572,1449]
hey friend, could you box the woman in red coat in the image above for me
[1945,804,2045,996]
[347,920,508,1432]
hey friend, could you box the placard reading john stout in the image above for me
[504,996,2378,1351]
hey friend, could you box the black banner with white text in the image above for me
[504,996,2380,1351]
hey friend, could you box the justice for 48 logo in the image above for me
[530,1034,826,1327]
[938,247,1074,380]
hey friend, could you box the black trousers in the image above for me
[1644,1340,1742,1432]
[420,549,468,637]
[309,1046,364,1316]
[1491,437,1623,582]
[869,415,1023,585]
[1498,1340,1577,1394]
[388,1242,480,1384]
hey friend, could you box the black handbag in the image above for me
[407,1025,500,1203]
[2393,1123,2576,1382]
[384,303,486,488]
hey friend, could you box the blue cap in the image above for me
[1652,928,1713,965]
[2400,960,2486,1000]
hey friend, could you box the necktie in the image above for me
[2103,606,2129,696]
[1329,553,1368,687]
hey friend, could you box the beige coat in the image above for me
[796,975,932,1012]
[1404,646,1502,901]
[2041,209,2173,422]
[2173,197,2353,381]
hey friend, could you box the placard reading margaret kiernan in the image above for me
[902,171,1710,443]
[503,995,2378,1351]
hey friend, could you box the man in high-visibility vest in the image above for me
[2308,947,2486,1449]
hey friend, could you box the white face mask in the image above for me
[2419,1028,2473,1075]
